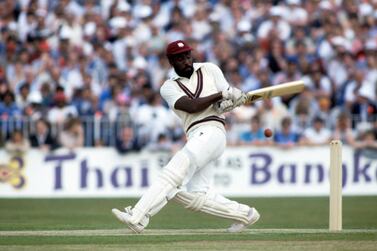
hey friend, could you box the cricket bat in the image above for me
[245,80,305,104]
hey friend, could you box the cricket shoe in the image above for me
[227,207,260,233]
[111,206,149,233]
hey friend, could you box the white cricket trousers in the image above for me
[175,124,251,220]
[181,124,226,192]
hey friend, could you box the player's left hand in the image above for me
[213,99,234,114]
[222,87,247,107]
[233,92,247,107]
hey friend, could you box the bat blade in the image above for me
[245,80,305,104]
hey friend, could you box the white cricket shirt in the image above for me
[160,62,229,134]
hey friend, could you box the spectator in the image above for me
[332,112,357,146]
[15,83,30,111]
[39,82,54,108]
[71,87,97,117]
[239,115,266,146]
[286,27,314,59]
[5,130,30,155]
[354,130,377,150]
[303,61,332,99]
[329,51,355,105]
[0,90,21,117]
[351,71,377,131]
[115,126,141,154]
[257,6,291,41]
[103,85,131,122]
[289,86,317,123]
[284,0,308,26]
[99,75,123,115]
[274,116,300,147]
[22,93,44,124]
[293,103,312,135]
[316,96,335,129]
[59,118,84,150]
[29,119,58,151]
[300,116,331,146]
[358,47,377,104]
[258,99,289,132]
[344,67,365,110]
[47,91,78,125]
[266,38,286,74]
[6,59,26,92]
[274,59,303,105]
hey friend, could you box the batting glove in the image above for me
[213,99,234,114]
[234,92,247,107]
[222,87,247,107]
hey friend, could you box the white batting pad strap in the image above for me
[174,191,250,224]
[185,193,206,211]
[124,206,150,228]
[130,150,191,224]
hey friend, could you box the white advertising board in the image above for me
[0,146,376,197]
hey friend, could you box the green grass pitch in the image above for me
[0,197,376,250]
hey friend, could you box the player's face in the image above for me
[170,51,194,78]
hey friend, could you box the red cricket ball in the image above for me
[264,128,273,138]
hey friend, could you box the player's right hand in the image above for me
[221,87,234,100]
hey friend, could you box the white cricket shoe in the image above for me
[227,207,260,233]
[111,206,148,234]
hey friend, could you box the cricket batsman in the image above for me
[112,40,260,233]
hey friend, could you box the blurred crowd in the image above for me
[0,0,377,155]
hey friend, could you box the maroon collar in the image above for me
[175,68,203,99]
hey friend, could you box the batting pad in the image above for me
[174,190,251,224]
[130,150,191,224]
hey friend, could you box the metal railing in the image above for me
[0,114,375,147]
[0,115,133,147]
